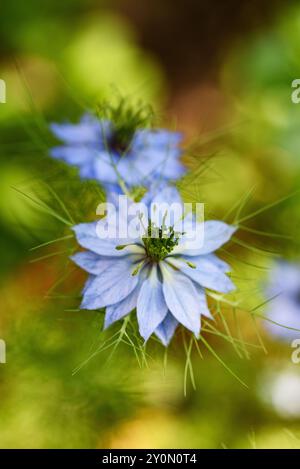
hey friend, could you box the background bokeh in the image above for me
[1,0,300,448]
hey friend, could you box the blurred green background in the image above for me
[1,0,300,449]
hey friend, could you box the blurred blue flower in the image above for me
[50,114,185,189]
[265,261,300,340]
[71,188,236,346]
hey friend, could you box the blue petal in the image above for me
[194,220,237,255]
[167,257,235,293]
[73,223,121,257]
[133,148,184,181]
[136,265,168,341]
[174,221,237,256]
[50,114,120,184]
[132,129,182,150]
[51,145,118,183]
[155,312,178,346]
[125,128,185,185]
[71,251,143,276]
[104,187,124,204]
[266,261,300,297]
[116,158,142,186]
[200,254,231,272]
[265,295,300,341]
[92,153,120,183]
[160,263,201,336]
[154,157,185,179]
[80,258,139,310]
[71,251,103,274]
[193,284,214,319]
[146,186,183,227]
[116,153,180,187]
[50,145,94,166]
[151,186,182,205]
[50,114,107,145]
[72,223,144,257]
[141,181,177,207]
[104,284,141,329]
[82,275,96,294]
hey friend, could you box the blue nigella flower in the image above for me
[265,260,300,340]
[50,113,185,190]
[70,187,236,346]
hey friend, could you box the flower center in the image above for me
[108,129,132,154]
[142,222,181,262]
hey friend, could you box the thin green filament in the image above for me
[97,97,154,154]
